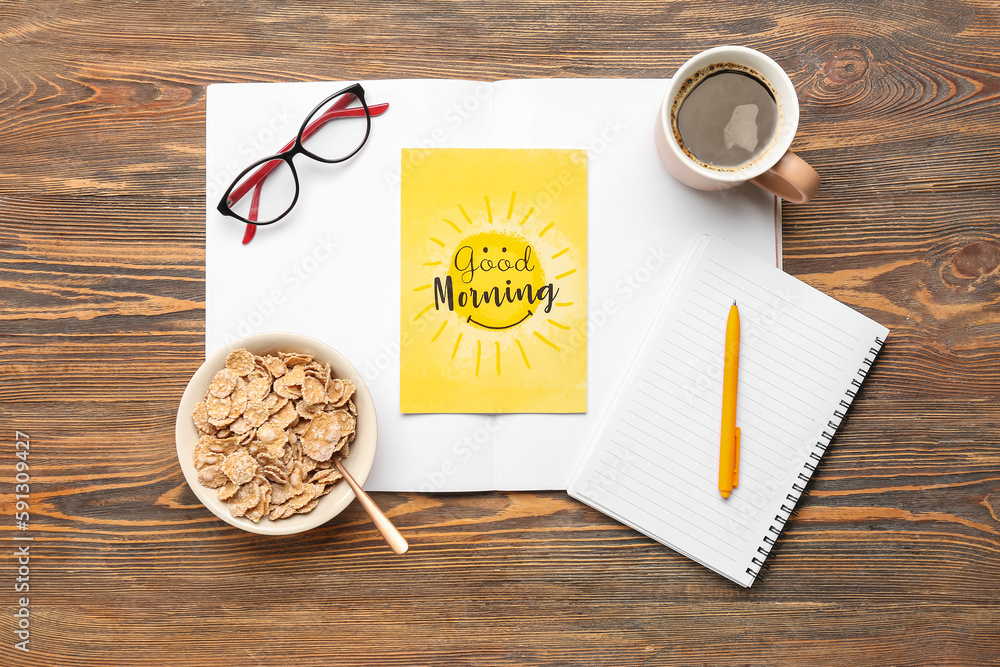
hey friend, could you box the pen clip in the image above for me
[732,427,741,488]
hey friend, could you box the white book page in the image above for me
[206,79,503,492]
[206,79,781,492]
[569,236,888,586]
[490,79,780,490]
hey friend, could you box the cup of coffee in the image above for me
[654,46,820,203]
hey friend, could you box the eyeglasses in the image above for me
[216,83,389,244]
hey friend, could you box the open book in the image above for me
[568,236,888,585]
[205,79,780,491]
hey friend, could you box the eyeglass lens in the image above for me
[300,93,370,162]
[228,158,296,224]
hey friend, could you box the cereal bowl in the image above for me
[175,332,377,535]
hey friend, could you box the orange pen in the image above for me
[719,300,741,498]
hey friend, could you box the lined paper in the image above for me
[568,236,889,587]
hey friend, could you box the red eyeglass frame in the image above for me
[220,87,389,245]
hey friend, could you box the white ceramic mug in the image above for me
[654,46,820,204]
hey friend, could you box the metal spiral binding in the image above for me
[747,335,886,582]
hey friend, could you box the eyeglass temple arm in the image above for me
[228,98,389,206]
[242,186,262,245]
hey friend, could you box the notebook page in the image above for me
[490,78,780,490]
[206,80,503,492]
[569,236,888,586]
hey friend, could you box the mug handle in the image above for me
[749,151,820,204]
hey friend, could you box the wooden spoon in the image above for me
[334,457,408,554]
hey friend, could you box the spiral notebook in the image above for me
[567,235,888,587]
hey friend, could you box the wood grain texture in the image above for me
[1,0,999,665]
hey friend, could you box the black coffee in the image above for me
[676,70,778,169]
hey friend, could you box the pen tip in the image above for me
[732,299,737,306]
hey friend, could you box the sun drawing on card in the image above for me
[412,191,579,377]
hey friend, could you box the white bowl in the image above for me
[175,332,377,535]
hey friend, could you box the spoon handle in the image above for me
[334,457,409,554]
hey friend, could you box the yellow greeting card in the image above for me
[400,148,587,413]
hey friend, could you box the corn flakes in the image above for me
[225,348,257,376]
[191,348,357,522]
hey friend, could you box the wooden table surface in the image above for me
[2,1,999,665]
